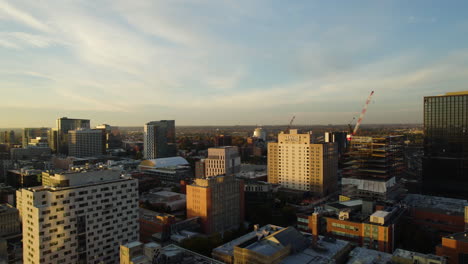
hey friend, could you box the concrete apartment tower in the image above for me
[16,169,139,264]
[68,129,104,157]
[186,174,245,234]
[267,129,338,196]
[143,120,176,159]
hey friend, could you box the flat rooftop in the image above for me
[280,236,351,264]
[404,194,468,215]
[159,244,223,264]
[393,248,445,262]
[445,231,468,243]
[346,247,392,264]
[212,225,284,257]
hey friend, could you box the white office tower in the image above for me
[16,169,139,264]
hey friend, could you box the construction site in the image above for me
[341,135,406,201]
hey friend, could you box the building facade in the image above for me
[267,129,338,196]
[423,91,468,199]
[56,117,90,155]
[16,169,139,264]
[204,146,241,177]
[22,128,50,148]
[342,136,405,201]
[68,129,104,157]
[186,174,244,234]
[143,120,176,159]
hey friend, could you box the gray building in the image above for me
[143,120,176,159]
[56,117,90,155]
[68,129,104,157]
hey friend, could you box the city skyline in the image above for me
[1,1,468,127]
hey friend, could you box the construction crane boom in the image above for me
[286,115,296,133]
[352,91,374,136]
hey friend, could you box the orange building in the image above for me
[436,232,468,264]
[186,174,244,234]
[307,200,405,253]
[139,208,175,242]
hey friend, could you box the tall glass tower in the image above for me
[423,91,468,198]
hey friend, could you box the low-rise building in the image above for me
[213,225,352,264]
[120,242,222,264]
[436,231,468,264]
[140,191,186,212]
[392,248,446,264]
[308,199,406,253]
[404,194,468,235]
[139,208,175,243]
[139,157,192,184]
[10,146,51,160]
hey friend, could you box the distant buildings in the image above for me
[342,136,405,201]
[95,124,122,151]
[22,127,50,148]
[252,127,267,141]
[56,117,90,155]
[68,128,104,157]
[267,129,338,196]
[143,120,176,159]
[17,169,139,264]
[0,204,20,238]
[324,131,348,157]
[186,174,244,234]
[214,135,232,147]
[10,146,51,160]
[423,91,468,199]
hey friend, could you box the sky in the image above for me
[0,0,468,128]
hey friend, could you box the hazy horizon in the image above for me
[1,1,468,127]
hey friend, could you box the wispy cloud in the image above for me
[0,0,50,32]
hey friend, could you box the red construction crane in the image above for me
[347,91,374,141]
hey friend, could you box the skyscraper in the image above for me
[22,128,50,148]
[186,174,244,234]
[56,117,90,155]
[17,169,139,264]
[143,120,176,159]
[423,91,468,199]
[68,129,104,157]
[267,129,338,196]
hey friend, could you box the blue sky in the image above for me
[0,0,467,127]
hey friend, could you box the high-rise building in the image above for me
[143,120,176,159]
[342,136,405,201]
[186,174,244,234]
[423,91,468,199]
[214,135,232,147]
[95,124,122,150]
[56,117,90,155]
[16,169,139,264]
[22,128,50,148]
[324,131,348,156]
[204,146,241,178]
[2,131,15,145]
[267,129,338,196]
[48,129,58,152]
[68,129,104,157]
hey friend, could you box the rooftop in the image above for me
[393,248,446,262]
[346,247,392,264]
[404,194,468,215]
[444,231,468,243]
[158,244,223,264]
[280,236,351,264]
[212,225,284,257]
[139,157,189,169]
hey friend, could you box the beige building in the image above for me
[202,146,241,178]
[68,128,104,157]
[268,129,338,196]
[186,174,244,234]
[17,169,139,264]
